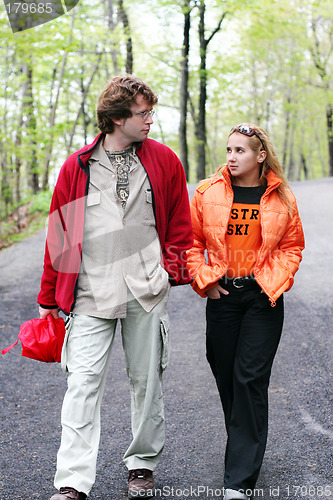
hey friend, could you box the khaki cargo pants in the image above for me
[55,289,170,495]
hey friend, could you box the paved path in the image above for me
[0,178,332,500]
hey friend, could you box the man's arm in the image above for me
[163,157,193,285]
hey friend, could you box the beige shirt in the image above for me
[73,140,169,318]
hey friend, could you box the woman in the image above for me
[187,124,305,500]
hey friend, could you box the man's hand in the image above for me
[206,284,229,300]
[39,306,60,319]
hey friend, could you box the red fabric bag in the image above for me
[1,314,66,363]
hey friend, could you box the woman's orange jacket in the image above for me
[187,167,305,305]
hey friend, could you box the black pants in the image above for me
[206,282,284,492]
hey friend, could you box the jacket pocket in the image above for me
[160,314,170,371]
[86,191,101,207]
[143,188,155,226]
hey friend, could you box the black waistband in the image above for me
[219,275,257,289]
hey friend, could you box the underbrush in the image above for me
[0,191,52,251]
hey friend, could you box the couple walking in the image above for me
[37,74,304,500]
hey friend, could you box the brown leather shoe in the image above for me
[50,487,87,500]
[128,469,154,499]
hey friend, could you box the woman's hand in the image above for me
[206,284,229,299]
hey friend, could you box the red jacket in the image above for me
[38,134,193,313]
[187,167,305,305]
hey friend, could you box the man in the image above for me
[37,74,193,500]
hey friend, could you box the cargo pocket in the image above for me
[160,314,170,371]
[61,313,74,373]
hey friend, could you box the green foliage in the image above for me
[30,190,52,215]
[0,0,333,223]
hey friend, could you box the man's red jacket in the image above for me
[37,134,193,314]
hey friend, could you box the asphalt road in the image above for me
[0,178,332,500]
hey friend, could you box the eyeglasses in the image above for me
[134,110,156,120]
[234,125,265,148]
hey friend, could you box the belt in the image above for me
[219,275,257,289]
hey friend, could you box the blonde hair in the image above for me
[215,123,293,216]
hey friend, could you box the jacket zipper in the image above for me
[253,184,278,306]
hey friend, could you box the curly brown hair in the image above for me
[96,74,158,134]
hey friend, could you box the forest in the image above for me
[0,0,333,222]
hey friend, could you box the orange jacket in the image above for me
[187,167,305,305]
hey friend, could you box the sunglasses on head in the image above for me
[234,125,265,148]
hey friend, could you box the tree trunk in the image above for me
[300,152,309,180]
[106,0,120,73]
[1,49,13,212]
[195,1,207,181]
[80,79,88,145]
[251,57,261,123]
[179,1,191,181]
[14,113,24,203]
[25,63,39,193]
[13,63,31,203]
[288,121,296,181]
[12,63,35,201]
[78,42,89,145]
[194,1,226,181]
[310,18,333,176]
[67,51,103,154]
[43,11,75,190]
[0,150,11,216]
[118,0,133,74]
[282,96,291,174]
[326,103,333,176]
